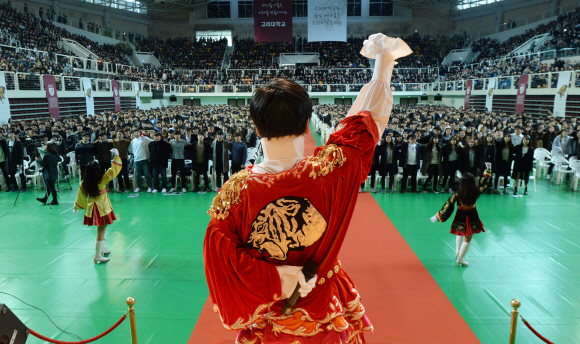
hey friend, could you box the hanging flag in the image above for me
[553,71,571,118]
[254,0,292,42]
[82,78,95,116]
[0,73,11,124]
[515,75,528,114]
[133,82,140,109]
[464,80,472,110]
[112,80,121,112]
[43,75,60,119]
[485,77,495,112]
[308,0,347,42]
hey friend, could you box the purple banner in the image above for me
[112,80,121,112]
[464,80,472,110]
[254,0,292,42]
[43,75,60,119]
[515,75,528,114]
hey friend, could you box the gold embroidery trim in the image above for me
[334,265,340,273]
[327,270,334,279]
[305,144,346,180]
[208,145,346,220]
[207,169,250,220]
[318,277,326,285]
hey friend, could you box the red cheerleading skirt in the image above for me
[450,216,485,236]
[83,206,117,226]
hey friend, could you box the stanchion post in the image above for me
[509,299,520,344]
[127,297,138,344]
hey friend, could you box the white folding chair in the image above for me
[66,151,77,177]
[551,156,574,185]
[569,159,580,191]
[533,149,551,178]
[24,160,42,190]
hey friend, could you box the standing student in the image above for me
[512,135,535,195]
[397,134,422,193]
[129,130,153,192]
[430,163,492,267]
[381,134,397,193]
[493,133,514,194]
[421,135,441,193]
[149,132,172,193]
[4,130,26,192]
[73,149,122,264]
[441,136,462,193]
[112,131,131,193]
[95,133,114,192]
[193,134,212,192]
[75,132,96,180]
[169,130,191,192]
[212,130,231,191]
[231,132,247,174]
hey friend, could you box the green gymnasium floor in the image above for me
[1,125,579,344]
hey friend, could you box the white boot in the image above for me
[455,236,463,259]
[94,240,110,264]
[101,240,111,255]
[456,241,471,267]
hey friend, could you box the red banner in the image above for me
[464,80,472,110]
[112,80,121,112]
[515,75,528,114]
[43,75,60,119]
[254,0,292,42]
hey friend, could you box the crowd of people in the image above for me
[314,104,580,195]
[0,105,258,195]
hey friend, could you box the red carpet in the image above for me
[189,132,480,344]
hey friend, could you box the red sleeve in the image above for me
[323,111,379,182]
[203,205,282,330]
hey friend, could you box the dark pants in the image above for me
[194,164,209,190]
[152,165,168,190]
[99,161,114,190]
[494,160,511,189]
[216,171,229,188]
[424,164,439,191]
[402,164,418,191]
[384,163,396,190]
[80,165,87,180]
[442,160,459,191]
[117,158,130,190]
[369,164,379,188]
[171,159,186,188]
[8,165,26,190]
[44,179,58,201]
[134,160,152,189]
[231,163,243,175]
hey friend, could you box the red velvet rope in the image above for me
[521,317,554,344]
[28,314,127,344]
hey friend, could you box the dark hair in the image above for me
[457,172,479,206]
[81,161,104,198]
[250,79,312,139]
[46,143,58,155]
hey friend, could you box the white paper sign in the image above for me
[553,71,571,118]
[0,73,11,124]
[82,78,95,116]
[308,0,347,42]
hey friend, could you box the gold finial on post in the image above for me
[508,299,520,344]
[127,297,138,344]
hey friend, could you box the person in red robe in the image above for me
[204,34,412,344]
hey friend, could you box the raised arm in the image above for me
[346,34,413,138]
[102,154,122,183]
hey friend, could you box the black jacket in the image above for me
[42,152,60,182]
[149,140,172,168]
[75,142,96,167]
[476,143,496,173]
[2,139,25,171]
[512,144,535,175]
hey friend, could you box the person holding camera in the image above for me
[36,143,60,205]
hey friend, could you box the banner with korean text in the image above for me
[133,82,140,109]
[308,0,347,42]
[515,75,528,114]
[0,73,11,124]
[553,71,571,118]
[254,0,292,42]
[43,75,60,119]
[464,80,472,110]
[82,78,95,116]
[485,77,495,112]
[112,80,121,112]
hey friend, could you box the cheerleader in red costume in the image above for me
[73,148,122,264]
[430,162,492,267]
[204,34,412,343]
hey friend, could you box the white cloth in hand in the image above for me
[430,215,438,223]
[347,34,413,134]
[73,209,79,213]
[110,148,119,156]
[485,162,492,169]
[276,265,317,299]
